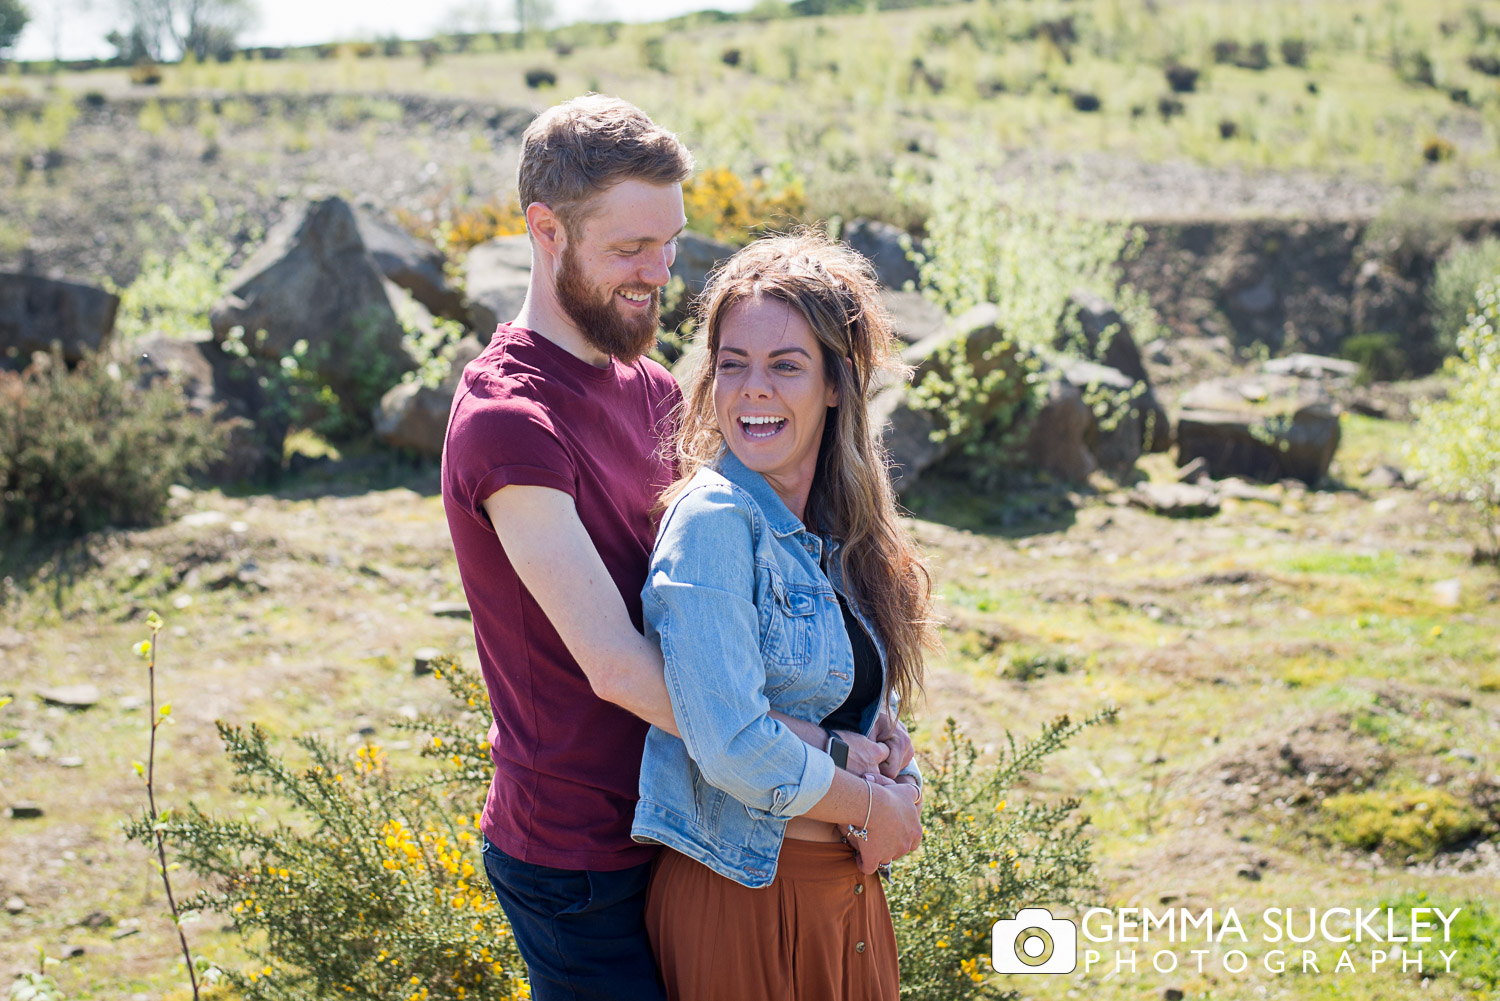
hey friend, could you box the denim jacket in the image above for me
[631,449,920,888]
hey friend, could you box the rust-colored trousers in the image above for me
[644,839,899,1001]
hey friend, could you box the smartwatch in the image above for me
[825,731,850,770]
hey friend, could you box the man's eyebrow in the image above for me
[718,346,813,358]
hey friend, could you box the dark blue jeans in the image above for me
[480,835,666,1001]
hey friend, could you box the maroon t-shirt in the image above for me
[441,324,681,870]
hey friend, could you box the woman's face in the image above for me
[713,294,840,518]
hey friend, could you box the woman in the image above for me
[632,232,939,999]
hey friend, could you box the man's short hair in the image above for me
[518,95,694,236]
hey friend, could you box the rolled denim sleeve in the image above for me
[887,693,923,791]
[644,482,835,819]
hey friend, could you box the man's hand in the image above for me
[870,713,914,779]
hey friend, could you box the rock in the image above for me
[372,336,483,456]
[1164,989,1185,1001]
[429,601,472,620]
[843,219,921,290]
[56,756,84,769]
[0,273,119,367]
[36,684,101,710]
[1130,481,1221,518]
[412,647,443,676]
[881,290,945,346]
[1364,464,1406,489]
[671,231,736,301]
[1051,356,1148,474]
[4,897,24,914]
[1433,579,1462,607]
[0,629,23,649]
[1234,864,1262,881]
[1056,292,1171,452]
[373,381,456,456]
[134,333,286,483]
[1175,375,1341,485]
[1263,353,1359,380]
[58,944,85,960]
[78,911,112,929]
[876,304,1029,492]
[1024,379,1097,483]
[464,234,533,341]
[1218,477,1280,503]
[354,206,467,323]
[1176,456,1210,483]
[209,197,414,414]
[179,510,227,528]
[8,802,43,819]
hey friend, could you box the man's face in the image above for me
[554,179,686,363]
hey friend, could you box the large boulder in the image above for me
[1051,356,1145,475]
[354,206,467,324]
[209,197,414,414]
[133,333,286,483]
[877,304,1032,492]
[671,231,736,301]
[882,290,945,345]
[1175,375,1341,485]
[373,336,485,456]
[465,234,532,342]
[0,273,119,367]
[1024,378,1097,482]
[843,219,921,291]
[1055,291,1170,452]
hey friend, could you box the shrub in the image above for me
[1218,118,1238,139]
[106,201,240,342]
[1280,37,1309,67]
[1070,91,1100,112]
[1235,41,1270,70]
[0,350,227,539]
[127,657,530,999]
[1157,94,1185,119]
[1468,52,1500,76]
[402,198,527,255]
[129,62,163,85]
[523,66,556,88]
[1405,282,1500,562]
[1211,39,1240,64]
[1163,63,1198,92]
[1340,331,1410,383]
[1424,136,1457,162]
[1430,236,1500,355]
[720,46,741,66]
[681,165,807,245]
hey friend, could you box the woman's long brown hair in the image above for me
[661,231,938,712]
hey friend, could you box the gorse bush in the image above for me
[137,650,1110,998]
[1405,280,1500,563]
[129,656,530,1000]
[891,712,1113,1000]
[681,165,808,245]
[0,351,227,539]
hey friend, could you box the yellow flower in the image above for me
[996,799,1006,812]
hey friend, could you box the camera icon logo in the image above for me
[991,908,1078,974]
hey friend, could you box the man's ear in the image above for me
[525,202,565,259]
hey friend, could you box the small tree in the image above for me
[1406,281,1500,563]
[114,0,256,62]
[0,0,29,61]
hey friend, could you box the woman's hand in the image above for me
[832,730,889,776]
[850,773,922,873]
[869,713,914,779]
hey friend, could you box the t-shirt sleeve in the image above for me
[447,383,576,525]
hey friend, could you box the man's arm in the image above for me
[483,484,680,735]
[481,483,828,745]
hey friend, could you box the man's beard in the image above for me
[555,245,660,363]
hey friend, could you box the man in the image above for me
[441,96,920,1001]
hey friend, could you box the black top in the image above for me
[820,591,884,734]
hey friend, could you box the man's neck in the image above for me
[512,254,611,369]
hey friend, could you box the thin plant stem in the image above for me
[143,620,201,1001]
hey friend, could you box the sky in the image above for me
[13,0,755,62]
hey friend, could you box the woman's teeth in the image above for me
[741,416,786,438]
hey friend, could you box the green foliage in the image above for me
[9,92,77,168]
[1405,282,1500,561]
[1340,331,1411,384]
[1430,236,1500,357]
[1380,891,1500,990]
[0,0,29,58]
[890,711,1114,1000]
[0,351,228,540]
[106,201,241,343]
[1319,788,1486,858]
[127,656,530,1000]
